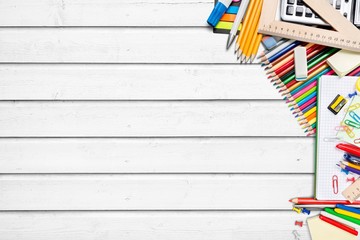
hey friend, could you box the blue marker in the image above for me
[336,204,360,215]
[207,0,233,27]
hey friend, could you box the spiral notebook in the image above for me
[316,76,359,200]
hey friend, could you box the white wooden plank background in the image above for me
[0,138,313,173]
[0,0,313,239]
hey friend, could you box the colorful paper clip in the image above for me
[335,125,353,131]
[344,119,360,129]
[343,124,356,138]
[292,207,302,214]
[346,103,360,113]
[332,175,339,194]
[292,230,301,240]
[301,208,311,215]
[350,111,360,123]
[295,221,303,227]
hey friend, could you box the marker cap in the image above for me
[207,2,228,27]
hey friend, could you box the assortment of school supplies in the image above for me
[258,0,360,52]
[294,46,308,81]
[226,0,250,48]
[327,50,360,77]
[280,0,356,26]
[316,76,360,200]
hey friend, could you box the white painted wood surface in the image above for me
[0,174,312,210]
[0,138,314,173]
[0,212,311,240]
[0,0,313,239]
[0,64,279,100]
[0,101,303,137]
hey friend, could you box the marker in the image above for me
[207,0,233,27]
[336,143,360,158]
[335,208,360,220]
[321,210,360,229]
[337,204,360,215]
[319,214,358,236]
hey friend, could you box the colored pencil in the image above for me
[290,198,360,205]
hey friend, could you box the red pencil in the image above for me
[349,66,360,76]
[290,198,360,205]
[319,214,358,236]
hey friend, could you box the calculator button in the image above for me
[287,6,294,15]
[287,0,295,4]
[336,0,341,9]
[305,8,313,17]
[296,6,304,16]
[297,0,304,5]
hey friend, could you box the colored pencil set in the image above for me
[260,40,360,136]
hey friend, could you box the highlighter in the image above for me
[207,0,233,27]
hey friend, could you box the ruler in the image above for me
[258,0,360,52]
[342,178,360,203]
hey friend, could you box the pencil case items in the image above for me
[344,153,360,165]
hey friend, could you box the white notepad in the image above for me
[307,216,357,240]
[316,76,359,200]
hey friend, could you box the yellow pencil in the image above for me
[342,161,360,171]
[240,0,263,62]
[235,0,257,54]
[335,208,360,220]
[250,34,262,62]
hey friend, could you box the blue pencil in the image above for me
[267,41,302,63]
[337,204,360,215]
[296,91,317,107]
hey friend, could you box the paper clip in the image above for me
[345,103,360,113]
[355,138,360,145]
[344,125,356,138]
[335,126,351,131]
[350,111,360,123]
[332,175,339,194]
[292,230,301,240]
[344,119,360,129]
[294,221,303,227]
[323,137,341,142]
[292,207,302,214]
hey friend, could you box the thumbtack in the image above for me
[292,207,302,214]
[341,168,350,175]
[348,91,357,98]
[294,221,303,227]
[301,208,311,215]
[347,177,356,183]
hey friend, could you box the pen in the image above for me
[226,0,250,49]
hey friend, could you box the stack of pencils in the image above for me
[234,0,263,63]
[259,40,360,136]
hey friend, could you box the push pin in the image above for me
[341,168,350,175]
[292,207,302,214]
[295,221,303,227]
[348,91,357,98]
[301,208,311,215]
[347,177,356,183]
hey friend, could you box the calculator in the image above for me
[280,0,356,26]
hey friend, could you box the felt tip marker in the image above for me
[207,0,233,27]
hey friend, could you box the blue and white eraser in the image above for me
[294,47,308,81]
[207,0,233,27]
